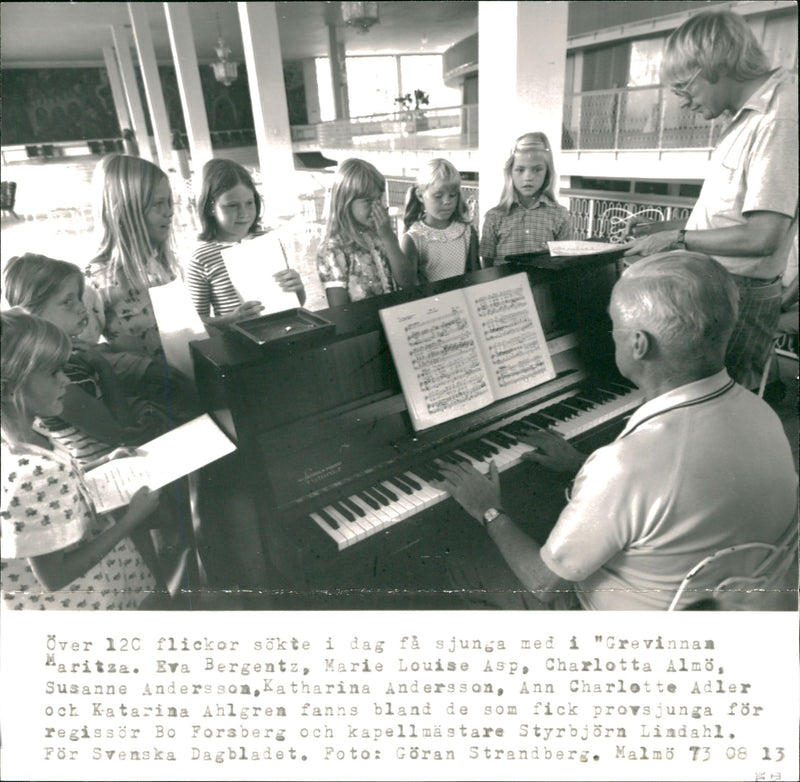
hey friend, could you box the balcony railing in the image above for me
[562,85,723,152]
[564,188,696,241]
[291,104,479,152]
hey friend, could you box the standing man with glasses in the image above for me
[624,10,798,390]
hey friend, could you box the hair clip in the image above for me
[514,133,551,153]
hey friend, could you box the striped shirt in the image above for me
[186,240,243,318]
[480,193,572,263]
[40,351,116,467]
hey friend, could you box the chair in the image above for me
[1,181,20,220]
[668,521,799,611]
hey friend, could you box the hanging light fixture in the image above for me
[341,1,380,33]
[211,13,238,86]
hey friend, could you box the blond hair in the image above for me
[403,158,471,231]
[495,132,558,215]
[662,10,771,85]
[323,158,387,251]
[91,154,179,289]
[1,309,71,430]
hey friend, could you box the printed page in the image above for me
[84,414,236,514]
[463,272,556,398]
[221,231,298,315]
[379,289,495,430]
[149,278,209,381]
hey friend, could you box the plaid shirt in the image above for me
[480,193,572,263]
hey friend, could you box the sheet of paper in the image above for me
[547,240,626,256]
[221,231,298,315]
[84,414,236,514]
[149,278,208,380]
[380,289,495,430]
[464,272,556,396]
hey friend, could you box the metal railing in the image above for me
[291,104,479,152]
[564,189,696,241]
[562,85,723,152]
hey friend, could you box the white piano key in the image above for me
[309,511,348,550]
[323,504,366,545]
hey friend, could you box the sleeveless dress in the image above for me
[405,221,471,282]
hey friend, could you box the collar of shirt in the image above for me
[619,369,735,439]
[510,191,557,212]
[730,68,790,122]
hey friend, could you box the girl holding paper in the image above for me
[0,310,163,611]
[86,154,198,418]
[187,158,306,327]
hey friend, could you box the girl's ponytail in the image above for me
[403,184,425,232]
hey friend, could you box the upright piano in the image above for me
[191,254,643,606]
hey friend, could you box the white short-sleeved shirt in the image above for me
[541,371,798,610]
[686,69,798,279]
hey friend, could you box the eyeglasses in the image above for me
[670,68,702,103]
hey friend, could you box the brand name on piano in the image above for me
[300,462,344,487]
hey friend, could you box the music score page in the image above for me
[380,274,555,430]
[84,414,236,514]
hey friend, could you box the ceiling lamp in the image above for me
[211,15,238,86]
[341,1,380,33]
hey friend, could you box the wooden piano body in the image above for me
[190,256,642,607]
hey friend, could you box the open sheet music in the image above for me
[380,273,555,430]
[83,414,236,514]
[221,231,298,314]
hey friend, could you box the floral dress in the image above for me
[86,255,176,357]
[317,232,396,302]
[1,432,156,611]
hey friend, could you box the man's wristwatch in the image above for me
[482,507,506,527]
[673,228,687,250]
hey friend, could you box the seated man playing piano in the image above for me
[435,251,798,610]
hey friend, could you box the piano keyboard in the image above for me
[310,382,645,550]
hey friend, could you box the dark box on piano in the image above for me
[232,308,334,348]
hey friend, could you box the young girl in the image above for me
[479,132,572,265]
[3,254,167,465]
[87,153,198,415]
[1,310,161,611]
[88,153,180,356]
[186,158,306,327]
[317,158,414,306]
[401,158,478,283]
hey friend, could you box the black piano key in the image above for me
[358,491,380,510]
[386,476,412,494]
[487,430,517,447]
[378,482,397,502]
[402,472,422,490]
[449,451,471,464]
[421,463,445,482]
[476,439,499,455]
[439,454,461,466]
[340,496,366,517]
[543,403,574,421]
[563,397,593,411]
[365,486,388,506]
[524,413,552,429]
[464,442,491,460]
[331,500,355,522]
[318,508,340,530]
